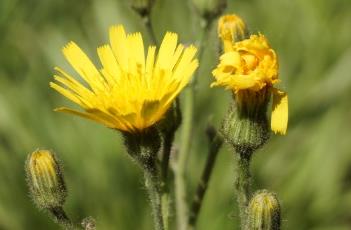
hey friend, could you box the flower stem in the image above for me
[144,165,165,230]
[175,87,194,230]
[235,152,252,229]
[160,132,174,230]
[143,15,157,45]
[174,17,215,230]
[187,126,223,229]
[48,207,74,230]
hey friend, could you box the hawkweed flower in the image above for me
[218,14,248,52]
[213,34,288,135]
[51,25,198,133]
[212,31,288,153]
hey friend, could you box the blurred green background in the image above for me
[1,0,351,229]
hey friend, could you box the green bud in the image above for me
[221,90,270,155]
[123,127,161,167]
[247,190,281,230]
[131,0,155,17]
[192,0,227,19]
[25,149,67,210]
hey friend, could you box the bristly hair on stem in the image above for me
[235,151,253,229]
[48,207,74,230]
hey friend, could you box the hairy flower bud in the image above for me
[221,90,270,155]
[247,190,281,230]
[25,150,67,210]
[192,0,227,19]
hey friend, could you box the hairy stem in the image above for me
[160,133,174,230]
[49,207,74,230]
[235,152,252,229]
[144,165,165,230]
[188,127,223,229]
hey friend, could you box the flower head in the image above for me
[51,25,198,132]
[212,34,288,135]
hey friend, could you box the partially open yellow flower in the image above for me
[51,25,198,132]
[218,14,247,52]
[212,34,288,135]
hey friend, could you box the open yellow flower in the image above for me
[212,34,288,135]
[51,25,198,133]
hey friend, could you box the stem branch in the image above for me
[143,15,157,45]
[187,126,223,229]
[174,17,215,230]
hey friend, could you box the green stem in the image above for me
[49,207,74,230]
[160,133,174,230]
[144,165,165,230]
[175,87,193,230]
[174,17,215,230]
[143,15,157,45]
[187,127,223,229]
[235,152,252,229]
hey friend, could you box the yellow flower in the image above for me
[218,14,247,52]
[51,25,198,132]
[212,34,288,135]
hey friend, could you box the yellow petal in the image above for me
[228,74,257,90]
[271,88,288,135]
[62,42,105,92]
[109,25,129,71]
[55,107,116,128]
[156,32,178,69]
[127,32,145,71]
[97,45,121,85]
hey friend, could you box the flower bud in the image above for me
[25,150,67,210]
[247,190,281,230]
[218,14,248,52]
[131,0,155,17]
[221,90,270,156]
[192,0,227,19]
